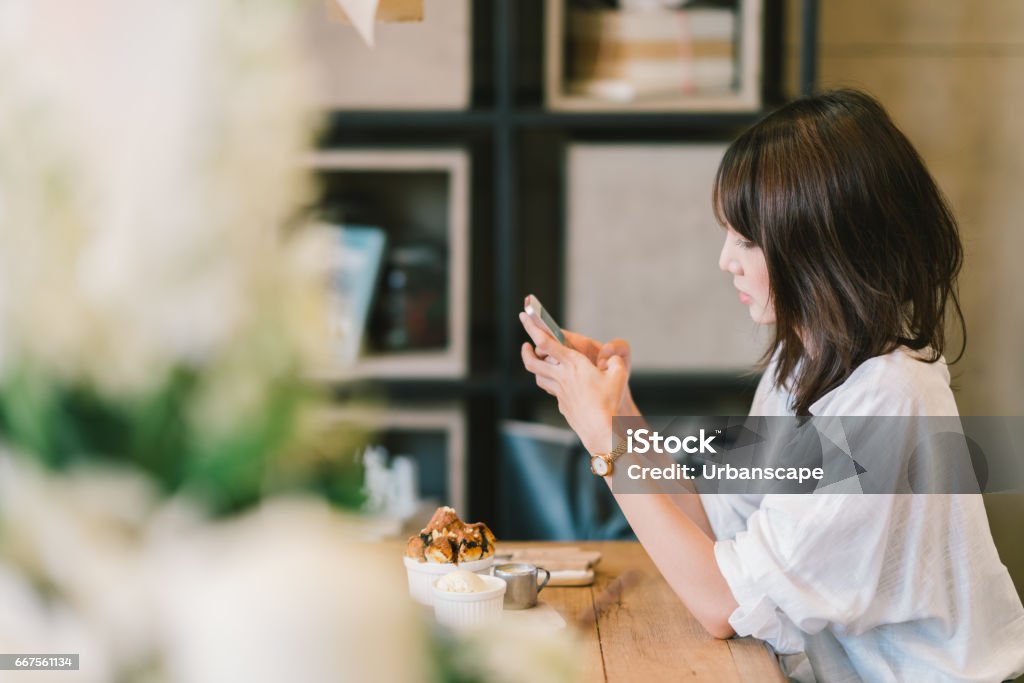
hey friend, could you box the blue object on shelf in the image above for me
[326,223,388,365]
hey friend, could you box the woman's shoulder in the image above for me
[810,346,958,416]
[750,349,792,416]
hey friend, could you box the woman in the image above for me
[520,89,1024,682]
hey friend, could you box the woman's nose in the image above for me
[718,237,742,275]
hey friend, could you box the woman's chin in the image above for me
[747,307,775,325]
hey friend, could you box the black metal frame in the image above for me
[321,0,819,530]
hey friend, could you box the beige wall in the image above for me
[786,0,1024,417]
[784,0,1024,595]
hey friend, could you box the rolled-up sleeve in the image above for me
[712,494,895,654]
[699,493,761,542]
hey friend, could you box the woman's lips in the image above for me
[738,290,751,305]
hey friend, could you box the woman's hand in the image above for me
[519,312,630,455]
[562,330,632,374]
[535,327,637,417]
[521,315,735,640]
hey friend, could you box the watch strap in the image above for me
[605,437,629,463]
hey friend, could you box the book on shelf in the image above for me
[567,6,736,102]
[326,223,388,366]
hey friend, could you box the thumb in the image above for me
[605,354,625,374]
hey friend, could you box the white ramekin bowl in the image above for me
[431,574,507,629]
[403,555,495,606]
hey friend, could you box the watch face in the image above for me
[591,455,609,476]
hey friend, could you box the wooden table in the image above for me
[504,540,785,683]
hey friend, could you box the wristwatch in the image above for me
[589,440,629,477]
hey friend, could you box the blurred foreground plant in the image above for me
[0,1,580,681]
[0,0,340,513]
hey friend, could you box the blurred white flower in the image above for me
[0,453,431,683]
[0,565,114,683]
[449,621,582,683]
[147,496,430,683]
[0,1,581,681]
[0,451,158,680]
[0,0,324,403]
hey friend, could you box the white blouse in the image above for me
[700,347,1024,682]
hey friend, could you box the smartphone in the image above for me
[523,294,568,346]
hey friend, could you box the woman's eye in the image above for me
[735,238,756,249]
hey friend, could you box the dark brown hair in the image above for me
[713,88,965,415]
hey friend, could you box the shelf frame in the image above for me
[319,404,468,514]
[544,0,765,112]
[308,148,470,380]
[310,0,819,526]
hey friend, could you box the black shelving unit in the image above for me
[319,0,820,534]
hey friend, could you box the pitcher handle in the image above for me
[537,567,551,593]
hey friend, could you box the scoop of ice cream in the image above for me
[435,570,488,593]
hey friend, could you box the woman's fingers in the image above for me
[597,338,631,371]
[535,374,559,397]
[605,354,626,375]
[520,343,560,397]
[519,312,568,363]
[597,338,630,360]
[562,330,597,361]
[521,342,560,380]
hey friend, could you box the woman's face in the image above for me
[718,224,775,324]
